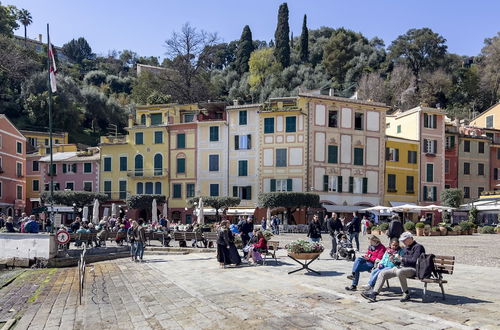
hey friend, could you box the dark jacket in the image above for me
[326,218,343,236]
[308,221,322,239]
[348,216,361,233]
[402,241,425,268]
[387,219,404,239]
[240,222,254,236]
[134,226,146,243]
[6,222,15,232]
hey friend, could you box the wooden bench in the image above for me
[75,233,97,248]
[152,231,171,246]
[263,241,279,265]
[173,232,187,247]
[184,232,204,248]
[203,232,218,248]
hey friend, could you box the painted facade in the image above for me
[470,103,500,129]
[0,115,26,217]
[444,123,459,189]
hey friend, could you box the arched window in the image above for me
[155,182,162,194]
[140,114,146,125]
[134,154,143,176]
[154,154,163,176]
[145,182,153,194]
[136,182,143,194]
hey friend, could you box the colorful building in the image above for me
[444,122,459,189]
[470,102,500,129]
[302,93,388,217]
[0,115,26,217]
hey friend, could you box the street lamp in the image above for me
[72,203,76,223]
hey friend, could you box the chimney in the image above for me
[128,114,134,128]
[329,88,334,96]
[38,34,42,42]
[233,99,239,106]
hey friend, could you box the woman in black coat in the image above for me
[217,220,241,267]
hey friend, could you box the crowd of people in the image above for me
[0,213,49,233]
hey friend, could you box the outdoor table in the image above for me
[287,252,321,275]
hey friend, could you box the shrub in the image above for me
[371,225,380,231]
[431,226,440,231]
[404,222,415,231]
[286,240,324,253]
[459,221,474,232]
[452,225,462,232]
[379,223,389,231]
[480,226,495,234]
[495,226,500,233]
[415,222,425,229]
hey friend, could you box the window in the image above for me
[135,132,144,145]
[463,162,470,174]
[209,126,219,142]
[238,160,248,176]
[44,182,60,191]
[154,154,163,176]
[233,186,252,200]
[463,187,470,199]
[119,181,127,200]
[155,182,162,195]
[183,113,194,123]
[424,113,437,128]
[16,185,22,200]
[479,141,485,154]
[154,131,163,144]
[495,168,499,180]
[104,157,112,171]
[478,163,485,176]
[464,140,470,152]
[209,155,219,171]
[387,174,396,192]
[323,176,339,192]
[44,138,49,146]
[426,163,434,182]
[177,158,186,174]
[285,116,296,132]
[498,149,500,160]
[328,111,338,128]
[33,180,39,192]
[136,182,143,194]
[423,186,437,201]
[145,182,153,194]
[16,141,22,154]
[276,149,287,167]
[478,187,485,197]
[16,162,22,177]
[177,133,186,149]
[239,111,247,125]
[445,159,450,174]
[353,177,364,194]
[408,151,417,164]
[0,182,2,198]
[264,118,274,133]
[210,184,219,197]
[328,145,338,164]
[445,136,456,150]
[423,139,437,154]
[84,182,92,192]
[270,179,292,192]
[486,115,494,128]
[186,184,195,198]
[445,184,450,189]
[486,132,494,141]
[104,181,112,198]
[65,182,74,190]
[150,113,162,125]
[135,154,143,176]
[50,164,57,176]
[406,176,414,193]
[354,148,364,165]
[32,161,39,172]
[397,125,401,133]
[119,157,127,172]
[235,135,252,150]
[386,148,399,162]
[140,114,146,125]
[353,112,364,130]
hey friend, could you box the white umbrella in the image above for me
[197,198,204,225]
[111,203,117,217]
[162,202,168,219]
[82,206,89,221]
[422,204,454,211]
[92,199,99,223]
[360,205,392,212]
[152,198,158,223]
[266,207,271,220]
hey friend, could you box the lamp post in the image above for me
[72,203,76,224]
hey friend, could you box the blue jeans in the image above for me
[368,266,384,287]
[349,232,360,251]
[351,257,374,286]
[310,237,321,243]
[134,241,144,260]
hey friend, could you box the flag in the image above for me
[48,43,57,93]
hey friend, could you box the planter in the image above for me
[430,231,441,236]
[439,227,448,236]
[468,229,474,235]
[288,252,322,260]
[416,228,425,236]
[447,230,458,236]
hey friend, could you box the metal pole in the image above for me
[47,23,54,233]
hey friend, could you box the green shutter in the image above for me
[287,179,293,191]
[426,164,433,182]
[423,186,428,201]
[349,176,354,193]
[270,179,276,192]
[362,177,368,194]
[328,145,338,163]
[424,113,428,127]
[62,164,67,173]
[432,186,437,201]
[338,176,343,192]
[247,135,252,149]
[247,186,252,200]
[177,134,185,148]
[233,186,238,197]
[354,148,364,165]
[385,148,390,161]
[234,136,239,150]
[323,175,329,192]
[433,115,437,128]
[395,149,399,162]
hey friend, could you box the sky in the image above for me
[6,0,500,59]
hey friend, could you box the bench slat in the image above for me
[434,255,455,260]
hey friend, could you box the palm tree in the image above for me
[18,9,32,45]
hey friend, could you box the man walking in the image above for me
[361,232,425,302]
[327,213,343,258]
[387,215,404,241]
[133,219,146,262]
[348,212,361,252]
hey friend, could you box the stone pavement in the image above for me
[8,246,500,330]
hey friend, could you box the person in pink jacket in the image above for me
[345,235,386,291]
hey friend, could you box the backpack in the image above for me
[416,253,440,280]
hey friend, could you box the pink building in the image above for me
[39,148,100,193]
[0,115,27,217]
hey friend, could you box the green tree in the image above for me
[258,192,320,225]
[62,37,95,65]
[127,195,166,220]
[17,8,32,45]
[41,191,108,208]
[0,2,18,35]
[188,196,241,221]
[274,2,290,68]
[248,48,281,90]
[388,28,447,91]
[440,188,463,208]
[299,14,309,63]
[235,25,254,74]
[84,70,107,86]
[478,32,500,107]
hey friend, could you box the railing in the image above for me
[102,191,131,201]
[127,168,168,178]
[100,135,127,144]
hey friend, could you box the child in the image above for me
[363,237,404,290]
[337,234,356,261]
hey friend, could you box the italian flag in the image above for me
[48,43,57,93]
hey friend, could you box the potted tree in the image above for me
[450,225,461,235]
[438,222,448,236]
[404,221,416,234]
[379,223,389,235]
[459,221,473,235]
[371,225,380,235]
[430,226,441,236]
[415,222,425,236]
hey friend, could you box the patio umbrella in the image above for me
[423,204,455,211]
[82,206,89,221]
[152,198,158,224]
[162,202,168,219]
[360,205,392,213]
[92,199,99,223]
[111,203,117,217]
[197,198,204,225]
[266,207,271,220]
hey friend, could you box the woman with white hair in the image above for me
[345,235,386,291]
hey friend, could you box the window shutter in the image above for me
[234,136,239,150]
[433,140,437,154]
[495,168,498,180]
[423,139,428,153]
[62,164,67,173]
[247,186,252,200]
[287,179,293,191]
[395,149,399,162]
[424,113,428,127]
[233,186,238,197]
[247,135,252,149]
[270,179,276,192]
[423,186,428,201]
[450,136,455,148]
[338,176,343,192]
[432,186,437,201]
[433,115,437,128]
[323,175,329,192]
[362,177,368,194]
[72,164,77,173]
[385,148,390,161]
[349,176,354,193]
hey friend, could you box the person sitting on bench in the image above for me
[361,232,425,302]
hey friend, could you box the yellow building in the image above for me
[383,136,419,207]
[470,102,500,129]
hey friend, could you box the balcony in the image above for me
[127,168,169,178]
[102,191,132,201]
[100,135,127,145]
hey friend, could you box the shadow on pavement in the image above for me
[375,287,493,305]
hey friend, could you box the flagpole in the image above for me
[47,23,54,233]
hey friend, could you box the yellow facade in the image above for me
[386,112,419,140]
[470,103,500,129]
[383,136,419,205]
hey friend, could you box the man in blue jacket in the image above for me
[24,215,40,233]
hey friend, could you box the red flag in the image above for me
[48,43,57,92]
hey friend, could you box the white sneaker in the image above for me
[362,284,372,290]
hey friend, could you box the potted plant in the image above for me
[404,221,415,233]
[495,226,500,234]
[459,221,473,235]
[438,222,448,236]
[379,222,389,234]
[415,222,425,236]
[449,225,461,235]
[430,226,441,236]
[371,225,380,235]
[480,226,495,234]
[424,224,432,236]
[286,239,324,260]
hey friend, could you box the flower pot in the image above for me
[438,226,447,236]
[430,231,440,236]
[416,228,424,236]
[468,229,474,235]
[447,230,457,236]
[288,252,322,260]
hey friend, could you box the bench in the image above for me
[185,232,205,248]
[75,233,97,248]
[263,241,279,265]
[203,232,218,248]
[152,231,171,246]
[173,232,187,247]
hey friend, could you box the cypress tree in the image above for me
[300,14,309,63]
[236,25,254,74]
[274,2,290,68]
[290,32,294,48]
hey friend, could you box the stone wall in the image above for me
[0,233,56,262]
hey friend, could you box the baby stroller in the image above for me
[335,232,356,261]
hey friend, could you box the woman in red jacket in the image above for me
[248,231,267,265]
[345,235,386,291]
